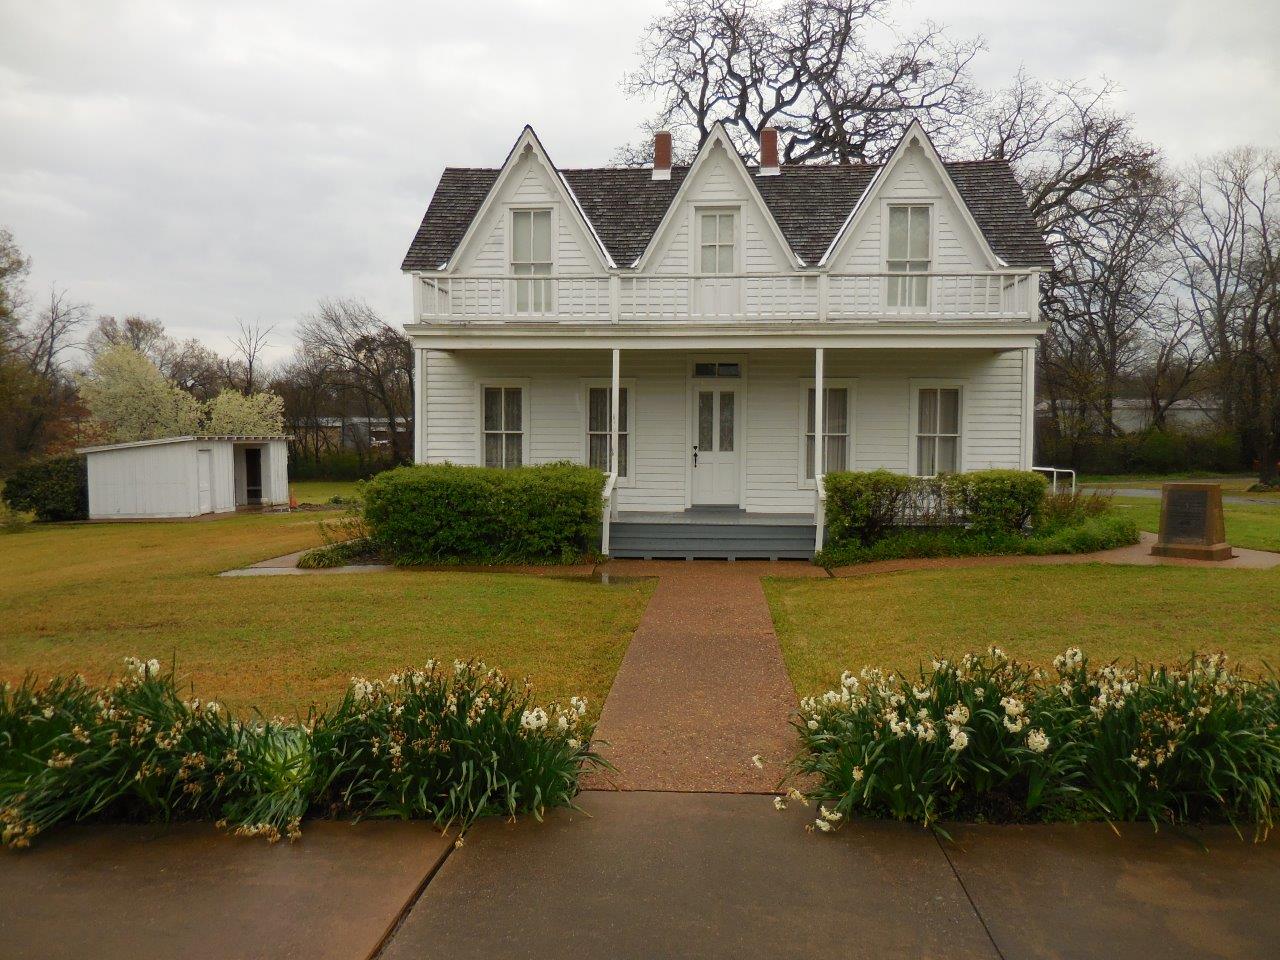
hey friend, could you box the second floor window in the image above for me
[512,209,552,312]
[887,204,930,308]
[699,211,735,274]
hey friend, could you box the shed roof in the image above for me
[76,435,290,454]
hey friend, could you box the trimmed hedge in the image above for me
[362,463,605,565]
[823,469,1046,549]
[2,456,88,522]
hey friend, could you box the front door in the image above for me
[692,387,739,505]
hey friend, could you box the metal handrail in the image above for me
[1032,466,1077,495]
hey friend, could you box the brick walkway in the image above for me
[585,560,824,793]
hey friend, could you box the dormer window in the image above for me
[887,204,930,308]
[512,208,553,312]
[699,211,736,275]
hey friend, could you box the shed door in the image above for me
[196,450,213,514]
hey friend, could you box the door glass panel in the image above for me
[694,362,716,377]
[698,392,714,449]
[716,362,740,377]
[718,391,735,452]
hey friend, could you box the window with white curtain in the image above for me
[887,204,931,308]
[805,386,850,479]
[699,211,736,274]
[482,386,524,468]
[586,386,629,478]
[511,209,553,312]
[915,387,961,475]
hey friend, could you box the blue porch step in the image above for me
[607,511,816,560]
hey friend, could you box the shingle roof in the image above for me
[400,157,1050,271]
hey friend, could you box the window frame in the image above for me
[508,206,556,315]
[476,379,531,469]
[582,378,637,486]
[695,207,739,276]
[796,378,856,487]
[883,201,934,309]
[908,379,965,477]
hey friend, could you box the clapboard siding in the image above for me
[420,348,1027,515]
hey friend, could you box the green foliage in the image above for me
[204,389,285,436]
[944,469,1047,535]
[296,538,379,569]
[363,463,605,565]
[2,455,88,522]
[787,650,1280,838]
[1038,429,1244,475]
[817,470,1099,566]
[823,470,915,547]
[1023,514,1139,555]
[1,658,601,849]
[290,451,397,482]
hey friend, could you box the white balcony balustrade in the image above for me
[416,271,1038,323]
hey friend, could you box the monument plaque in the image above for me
[1150,482,1233,560]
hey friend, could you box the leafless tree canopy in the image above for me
[619,0,982,164]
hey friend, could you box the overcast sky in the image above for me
[2,0,1277,362]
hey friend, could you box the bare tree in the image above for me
[297,298,413,462]
[1173,149,1280,484]
[230,318,274,395]
[619,0,982,164]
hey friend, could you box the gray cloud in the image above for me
[2,0,1277,359]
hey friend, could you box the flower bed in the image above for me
[1,658,600,849]
[783,649,1280,838]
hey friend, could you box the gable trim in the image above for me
[442,126,614,273]
[819,120,1005,270]
[631,123,804,271]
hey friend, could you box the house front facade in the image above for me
[401,121,1051,558]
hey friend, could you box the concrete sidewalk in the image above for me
[378,792,1280,960]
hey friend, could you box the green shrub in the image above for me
[1036,429,1245,475]
[822,471,915,547]
[2,456,88,522]
[1024,513,1139,555]
[786,650,1280,838]
[1035,489,1114,533]
[944,469,1046,535]
[363,463,605,565]
[0,658,601,849]
[296,538,380,569]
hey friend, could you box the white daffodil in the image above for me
[1026,729,1050,754]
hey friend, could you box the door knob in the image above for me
[692,445,698,467]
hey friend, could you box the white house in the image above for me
[77,436,290,520]
[401,121,1051,558]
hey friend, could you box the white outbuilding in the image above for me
[76,436,291,520]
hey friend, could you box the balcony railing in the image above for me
[416,271,1038,323]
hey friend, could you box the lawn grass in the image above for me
[766,564,1280,697]
[1111,496,1280,552]
[290,479,362,504]
[0,513,653,718]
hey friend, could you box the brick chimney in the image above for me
[652,131,672,181]
[758,127,779,176]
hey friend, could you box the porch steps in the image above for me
[608,518,816,560]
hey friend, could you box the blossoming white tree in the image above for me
[79,344,203,442]
[204,389,284,435]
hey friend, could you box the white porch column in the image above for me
[813,347,825,481]
[413,347,427,464]
[610,348,621,476]
[1022,345,1036,469]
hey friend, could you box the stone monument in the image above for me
[1150,482,1233,560]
